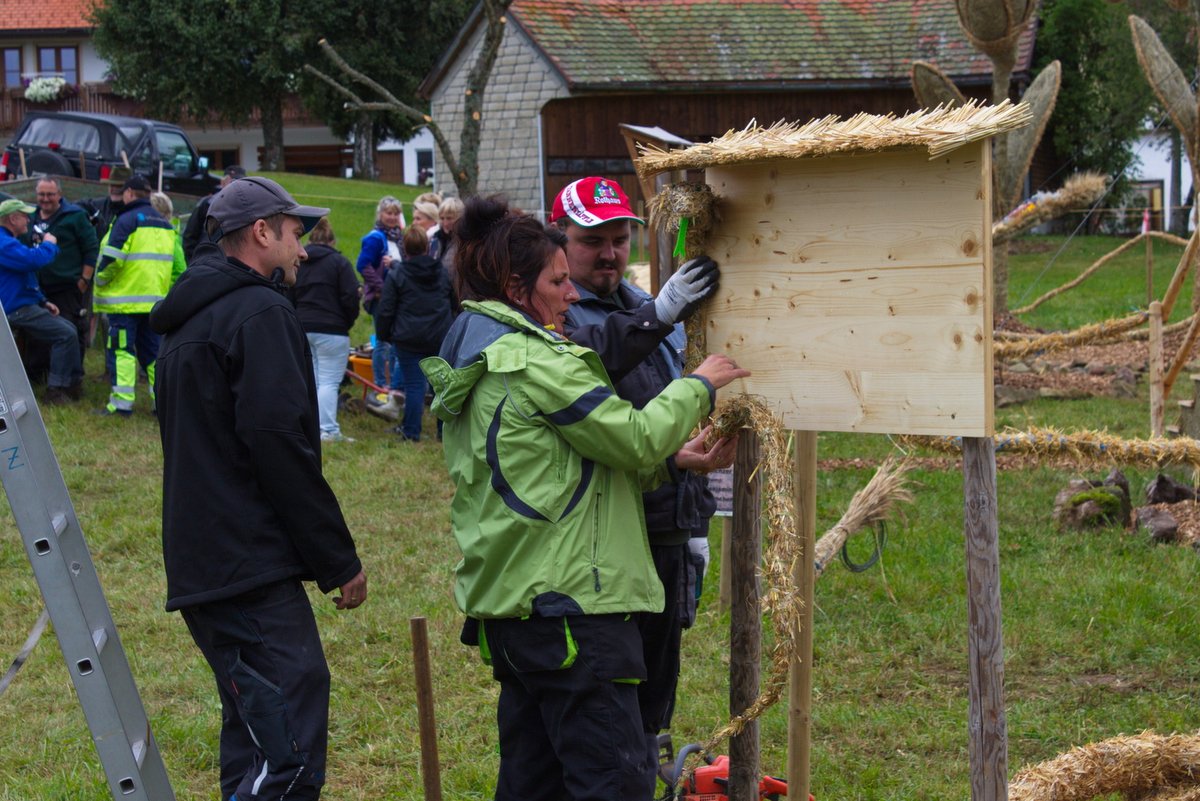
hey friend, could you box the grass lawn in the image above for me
[1,211,1198,800]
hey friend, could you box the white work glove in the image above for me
[653,256,719,325]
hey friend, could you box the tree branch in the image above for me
[310,37,464,192]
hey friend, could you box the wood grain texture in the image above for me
[962,438,1008,801]
[787,432,817,801]
[705,145,994,435]
[730,431,762,801]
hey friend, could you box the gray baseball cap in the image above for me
[206,176,330,241]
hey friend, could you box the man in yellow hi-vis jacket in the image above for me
[94,174,185,416]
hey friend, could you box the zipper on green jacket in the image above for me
[591,494,602,592]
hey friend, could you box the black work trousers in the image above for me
[24,282,89,380]
[180,579,329,801]
[484,613,655,801]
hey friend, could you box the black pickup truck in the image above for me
[2,111,220,196]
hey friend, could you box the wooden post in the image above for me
[787,431,817,801]
[409,617,443,801]
[18,147,26,178]
[962,437,1008,801]
[1147,234,1155,308]
[719,517,733,612]
[1149,301,1165,437]
[729,430,761,801]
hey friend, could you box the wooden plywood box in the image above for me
[705,143,994,436]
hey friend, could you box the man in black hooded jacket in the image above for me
[150,176,366,801]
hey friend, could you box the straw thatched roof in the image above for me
[635,100,1032,178]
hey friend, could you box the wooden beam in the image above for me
[729,430,762,801]
[409,617,443,801]
[962,437,1008,801]
[1149,301,1164,437]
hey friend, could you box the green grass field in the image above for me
[0,174,1197,800]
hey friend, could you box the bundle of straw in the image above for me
[812,457,914,578]
[993,172,1107,244]
[635,100,1032,178]
[1008,731,1200,801]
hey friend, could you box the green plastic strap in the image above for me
[560,618,578,669]
[478,623,492,667]
[673,217,689,259]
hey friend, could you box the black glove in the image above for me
[653,256,720,325]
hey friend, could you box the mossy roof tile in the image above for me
[512,0,1035,89]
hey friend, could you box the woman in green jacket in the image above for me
[421,196,748,801]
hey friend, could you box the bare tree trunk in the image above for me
[1169,129,1185,235]
[259,97,286,172]
[352,114,377,180]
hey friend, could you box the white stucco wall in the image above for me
[427,18,569,213]
[1132,129,1195,230]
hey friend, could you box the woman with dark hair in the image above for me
[293,217,359,442]
[420,195,748,801]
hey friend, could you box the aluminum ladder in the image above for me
[0,312,174,800]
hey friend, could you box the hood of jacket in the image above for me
[423,299,563,418]
[150,243,285,335]
[398,254,442,286]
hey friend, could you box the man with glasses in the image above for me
[25,177,99,367]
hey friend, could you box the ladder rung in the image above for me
[51,513,67,536]
[1181,399,1196,410]
[132,738,146,767]
[92,627,108,654]
[11,399,26,419]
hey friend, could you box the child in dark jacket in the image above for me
[375,225,457,441]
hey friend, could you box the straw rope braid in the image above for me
[900,428,1200,472]
[993,172,1108,246]
[994,312,1150,361]
[1008,731,1200,801]
[635,100,1033,178]
[1012,230,1191,316]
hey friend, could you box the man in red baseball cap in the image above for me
[551,176,735,782]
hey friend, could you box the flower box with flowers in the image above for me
[24,77,74,104]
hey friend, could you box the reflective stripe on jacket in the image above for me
[420,299,714,619]
[95,199,185,313]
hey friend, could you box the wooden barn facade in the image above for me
[419,0,1038,216]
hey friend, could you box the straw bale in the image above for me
[635,101,1032,178]
[1008,731,1200,801]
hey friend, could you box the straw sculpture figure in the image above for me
[994,172,1108,245]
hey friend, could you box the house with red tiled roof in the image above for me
[419,0,1038,215]
[0,0,357,178]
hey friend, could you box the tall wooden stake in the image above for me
[962,437,1008,801]
[1149,301,1165,437]
[719,517,733,612]
[788,431,817,801]
[729,430,762,801]
[409,617,443,801]
[1147,234,1155,307]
